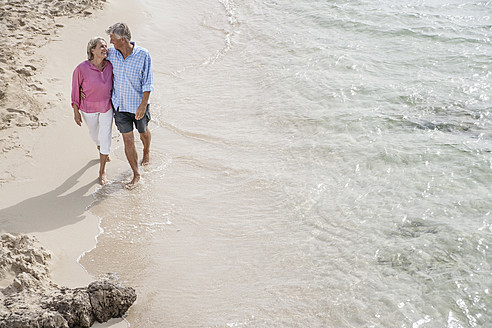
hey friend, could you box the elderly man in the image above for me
[105,22,154,189]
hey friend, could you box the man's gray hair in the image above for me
[105,23,132,41]
[87,36,106,60]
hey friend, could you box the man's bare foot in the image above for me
[106,156,111,162]
[99,173,109,185]
[141,153,150,166]
[125,175,140,190]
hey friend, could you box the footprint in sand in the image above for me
[15,67,33,77]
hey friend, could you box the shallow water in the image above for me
[81,0,492,327]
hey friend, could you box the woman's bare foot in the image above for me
[99,172,109,185]
[125,174,140,190]
[99,153,109,185]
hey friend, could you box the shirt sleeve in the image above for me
[142,52,154,93]
[71,65,83,108]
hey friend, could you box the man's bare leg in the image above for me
[140,129,151,166]
[99,153,109,185]
[122,131,140,188]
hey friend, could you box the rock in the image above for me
[42,279,137,327]
[0,310,69,328]
[88,280,137,322]
[0,233,51,282]
[0,234,137,328]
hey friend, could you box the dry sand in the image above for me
[0,0,105,131]
[0,0,147,326]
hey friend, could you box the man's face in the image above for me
[109,34,124,50]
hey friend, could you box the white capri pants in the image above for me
[81,108,113,155]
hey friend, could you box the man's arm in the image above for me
[135,91,150,120]
[135,50,153,120]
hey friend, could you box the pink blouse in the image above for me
[71,60,113,113]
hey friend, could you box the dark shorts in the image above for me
[114,104,151,134]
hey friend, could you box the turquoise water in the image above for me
[82,0,492,327]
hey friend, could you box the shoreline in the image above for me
[1,0,147,326]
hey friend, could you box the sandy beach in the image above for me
[0,0,146,326]
[3,0,489,326]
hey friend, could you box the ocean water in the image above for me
[80,0,492,327]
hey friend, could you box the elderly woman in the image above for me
[71,37,114,185]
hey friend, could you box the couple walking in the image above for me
[71,22,153,189]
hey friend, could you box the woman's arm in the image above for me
[72,103,82,126]
[71,65,83,115]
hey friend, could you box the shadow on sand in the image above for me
[0,160,100,233]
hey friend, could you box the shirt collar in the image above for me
[86,60,107,71]
[113,42,140,59]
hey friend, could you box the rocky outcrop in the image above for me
[0,233,136,328]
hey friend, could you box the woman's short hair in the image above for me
[105,23,132,42]
[87,37,106,60]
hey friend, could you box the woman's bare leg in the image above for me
[97,146,111,162]
[99,153,109,185]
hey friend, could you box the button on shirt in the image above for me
[107,42,154,114]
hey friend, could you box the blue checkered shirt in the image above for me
[107,42,154,114]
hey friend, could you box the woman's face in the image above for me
[92,40,108,60]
